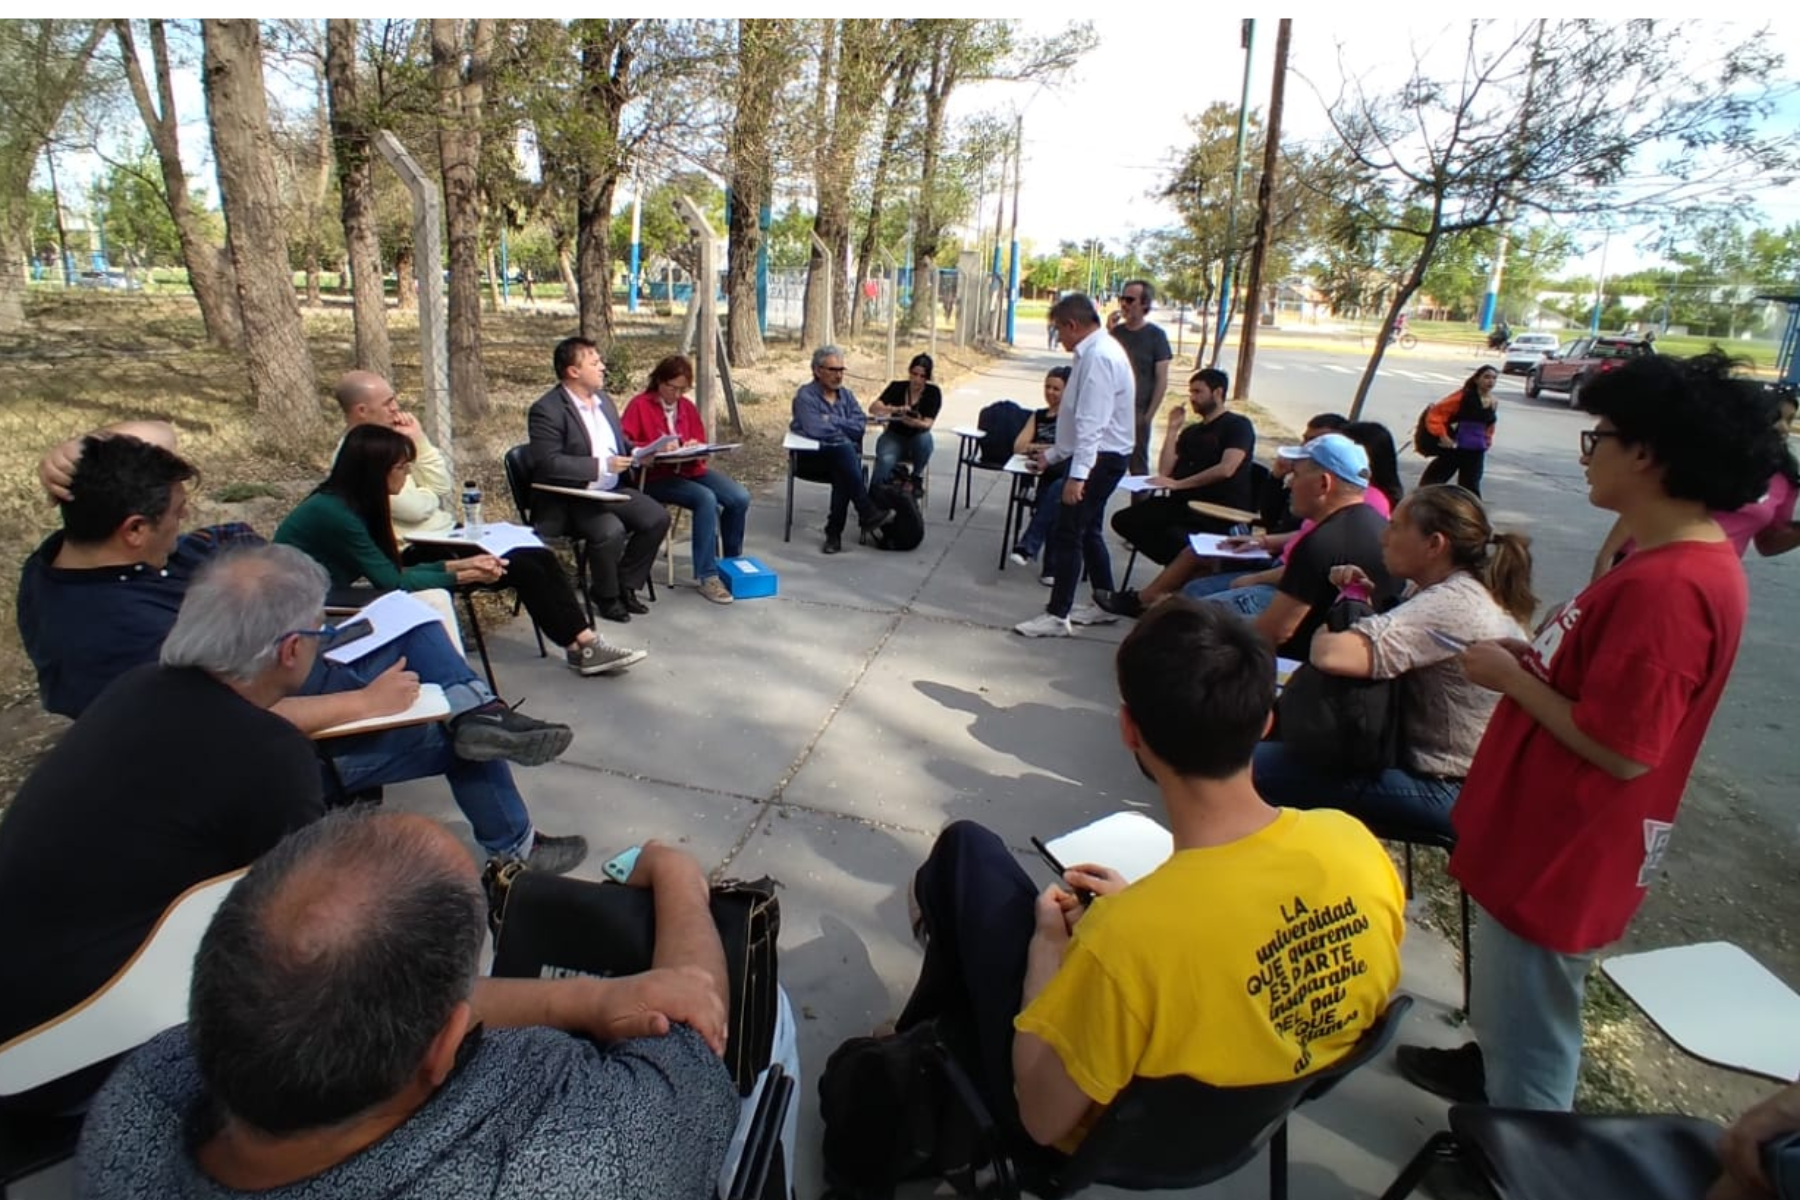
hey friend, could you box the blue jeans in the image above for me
[813,440,878,536]
[871,429,934,488]
[1047,453,1127,618]
[1250,741,1460,840]
[1469,902,1596,1110]
[1196,581,1277,616]
[305,624,534,859]
[645,469,750,581]
[1016,474,1066,559]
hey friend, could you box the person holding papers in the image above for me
[276,425,643,676]
[621,354,751,605]
[1108,368,1257,566]
[896,601,1404,1173]
[528,337,673,622]
[1250,485,1536,839]
[19,434,587,880]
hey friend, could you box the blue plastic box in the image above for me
[718,556,778,599]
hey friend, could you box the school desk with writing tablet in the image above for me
[531,483,630,502]
[1600,941,1800,1081]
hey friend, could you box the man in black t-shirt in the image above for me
[0,546,339,1114]
[1108,280,1174,475]
[1254,434,1393,659]
[1111,368,1257,564]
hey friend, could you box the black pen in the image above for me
[1029,836,1095,907]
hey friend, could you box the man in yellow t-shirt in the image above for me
[898,600,1405,1162]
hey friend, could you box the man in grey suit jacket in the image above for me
[527,337,672,624]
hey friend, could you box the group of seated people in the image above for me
[787,345,939,553]
[1,341,1794,1198]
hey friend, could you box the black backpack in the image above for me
[867,477,924,551]
[976,400,1031,466]
[1276,593,1402,775]
[818,1020,1017,1200]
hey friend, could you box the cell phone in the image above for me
[602,845,643,884]
[1429,630,1469,653]
[1029,836,1095,907]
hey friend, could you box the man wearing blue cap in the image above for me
[1249,433,1392,659]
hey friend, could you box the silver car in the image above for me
[1501,332,1560,375]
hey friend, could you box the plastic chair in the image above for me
[781,431,867,543]
[1377,1105,1723,1200]
[1028,994,1415,1200]
[505,443,594,623]
[0,870,245,1195]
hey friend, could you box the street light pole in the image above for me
[1590,231,1611,335]
[1215,18,1256,359]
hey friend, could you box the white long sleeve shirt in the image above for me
[1046,325,1137,480]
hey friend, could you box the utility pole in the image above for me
[1235,19,1289,401]
[1006,112,1023,345]
[627,174,642,313]
[1214,19,1255,362]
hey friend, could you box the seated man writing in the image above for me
[897,600,1405,1164]
[77,810,755,1199]
[19,427,584,873]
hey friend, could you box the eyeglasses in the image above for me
[1579,429,1625,457]
[279,617,372,653]
[1119,295,1141,306]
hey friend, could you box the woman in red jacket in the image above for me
[621,355,751,605]
[1420,365,1499,495]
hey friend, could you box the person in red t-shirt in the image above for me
[1394,351,1788,1112]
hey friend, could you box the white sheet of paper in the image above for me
[1276,657,1302,690]
[410,521,547,558]
[1117,474,1159,493]
[1188,532,1268,560]
[324,591,444,664]
[315,684,449,738]
[1046,812,1175,885]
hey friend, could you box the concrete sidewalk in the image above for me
[386,348,1472,1199]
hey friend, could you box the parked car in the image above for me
[1500,332,1561,375]
[73,270,141,291]
[1526,335,1654,408]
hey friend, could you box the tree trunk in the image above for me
[431,17,491,420]
[114,20,241,348]
[557,248,578,303]
[811,21,886,338]
[304,255,321,306]
[1350,226,1440,419]
[486,243,502,311]
[1233,19,1290,402]
[726,181,766,366]
[726,20,797,365]
[201,19,319,439]
[907,30,958,334]
[395,245,416,309]
[325,18,390,378]
[852,37,920,337]
[573,22,636,351]
[800,20,835,349]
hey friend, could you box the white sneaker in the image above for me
[1068,602,1118,626]
[1009,549,1032,568]
[1039,574,1054,587]
[1014,612,1072,638]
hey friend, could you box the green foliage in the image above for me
[89,146,193,267]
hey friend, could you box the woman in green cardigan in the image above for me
[275,425,643,676]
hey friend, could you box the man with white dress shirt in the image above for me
[527,338,672,625]
[1015,294,1136,638]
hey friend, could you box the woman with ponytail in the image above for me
[1251,484,1536,837]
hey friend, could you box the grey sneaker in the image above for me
[1069,602,1119,626]
[526,832,588,876]
[698,576,735,604]
[450,701,573,766]
[1014,612,1073,638]
[567,640,647,676]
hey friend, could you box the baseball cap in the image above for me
[1276,434,1370,487]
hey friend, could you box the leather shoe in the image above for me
[1092,588,1146,619]
[822,531,843,554]
[622,590,649,615]
[1395,1042,1488,1104]
[597,598,631,623]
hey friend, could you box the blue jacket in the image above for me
[789,381,867,446]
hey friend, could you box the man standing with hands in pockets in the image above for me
[1015,294,1137,638]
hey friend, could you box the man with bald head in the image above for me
[335,370,645,675]
[78,810,751,1199]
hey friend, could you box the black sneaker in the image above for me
[526,832,588,875]
[1395,1042,1488,1104]
[822,531,844,554]
[1092,588,1146,619]
[451,700,573,767]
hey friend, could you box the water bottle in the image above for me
[461,480,483,536]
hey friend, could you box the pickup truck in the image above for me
[1525,335,1654,408]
